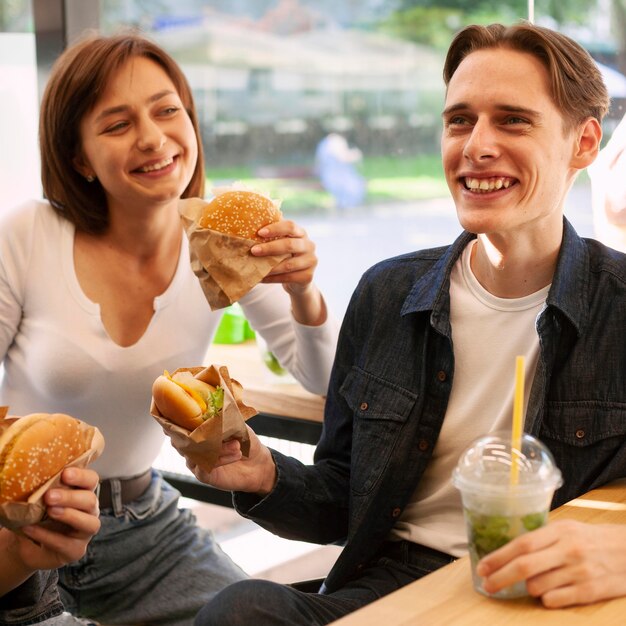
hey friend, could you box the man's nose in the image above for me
[463,120,499,162]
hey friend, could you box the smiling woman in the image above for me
[39,34,205,235]
[0,30,339,626]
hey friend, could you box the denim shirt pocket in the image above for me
[539,401,626,499]
[340,366,418,496]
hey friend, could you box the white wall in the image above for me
[0,33,41,213]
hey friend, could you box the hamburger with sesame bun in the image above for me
[0,413,93,503]
[198,189,282,241]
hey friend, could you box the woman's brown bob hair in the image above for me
[40,32,205,234]
[443,22,610,131]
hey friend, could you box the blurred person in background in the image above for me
[315,133,367,211]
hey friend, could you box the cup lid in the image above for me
[452,431,563,496]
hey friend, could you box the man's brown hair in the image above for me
[40,32,205,234]
[443,22,610,131]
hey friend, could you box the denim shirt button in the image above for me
[437,370,447,382]
[360,402,368,411]
[575,429,586,439]
[391,507,402,518]
[418,439,429,451]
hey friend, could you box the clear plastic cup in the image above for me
[452,431,563,599]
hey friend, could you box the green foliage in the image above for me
[381,0,600,49]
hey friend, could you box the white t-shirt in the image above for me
[0,200,339,479]
[391,240,549,556]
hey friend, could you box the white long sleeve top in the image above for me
[0,200,339,479]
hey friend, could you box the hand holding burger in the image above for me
[0,413,95,504]
[0,466,101,598]
[151,365,256,474]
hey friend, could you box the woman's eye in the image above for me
[103,121,128,134]
[160,106,180,116]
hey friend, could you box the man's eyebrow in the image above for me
[441,102,543,118]
[95,90,176,122]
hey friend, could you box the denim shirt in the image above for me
[235,218,626,593]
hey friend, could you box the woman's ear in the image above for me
[571,117,602,170]
[72,153,96,182]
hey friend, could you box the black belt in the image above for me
[98,469,152,509]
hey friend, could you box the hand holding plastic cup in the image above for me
[452,431,563,599]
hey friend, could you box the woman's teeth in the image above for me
[464,177,513,193]
[138,157,174,173]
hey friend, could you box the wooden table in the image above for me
[160,340,326,506]
[331,481,626,625]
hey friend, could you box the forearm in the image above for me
[284,283,327,327]
[0,531,35,597]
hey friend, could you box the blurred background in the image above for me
[2,0,625,315]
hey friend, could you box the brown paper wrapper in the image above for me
[0,414,105,530]
[151,364,258,474]
[179,196,289,310]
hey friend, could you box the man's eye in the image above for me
[504,117,529,125]
[445,116,470,127]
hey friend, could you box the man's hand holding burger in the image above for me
[0,467,101,597]
[179,425,277,497]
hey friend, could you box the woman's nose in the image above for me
[463,120,499,162]
[137,118,166,151]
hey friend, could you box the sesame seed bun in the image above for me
[198,190,282,241]
[0,413,92,503]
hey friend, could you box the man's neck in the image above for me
[470,230,561,298]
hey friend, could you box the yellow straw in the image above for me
[510,355,525,485]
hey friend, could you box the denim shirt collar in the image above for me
[545,218,590,337]
[400,217,589,337]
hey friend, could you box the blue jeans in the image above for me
[58,471,247,626]
[194,541,455,626]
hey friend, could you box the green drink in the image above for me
[453,432,562,599]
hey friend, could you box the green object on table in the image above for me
[243,318,256,340]
[213,304,254,344]
[261,349,289,376]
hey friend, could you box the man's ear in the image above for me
[571,117,602,170]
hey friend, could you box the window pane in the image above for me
[99,2,622,315]
[0,0,39,212]
[0,0,33,33]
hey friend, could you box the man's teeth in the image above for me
[138,157,174,173]
[464,177,512,192]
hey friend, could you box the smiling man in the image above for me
[182,23,626,626]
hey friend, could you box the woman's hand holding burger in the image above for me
[0,467,101,597]
[198,188,327,326]
[251,220,328,327]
